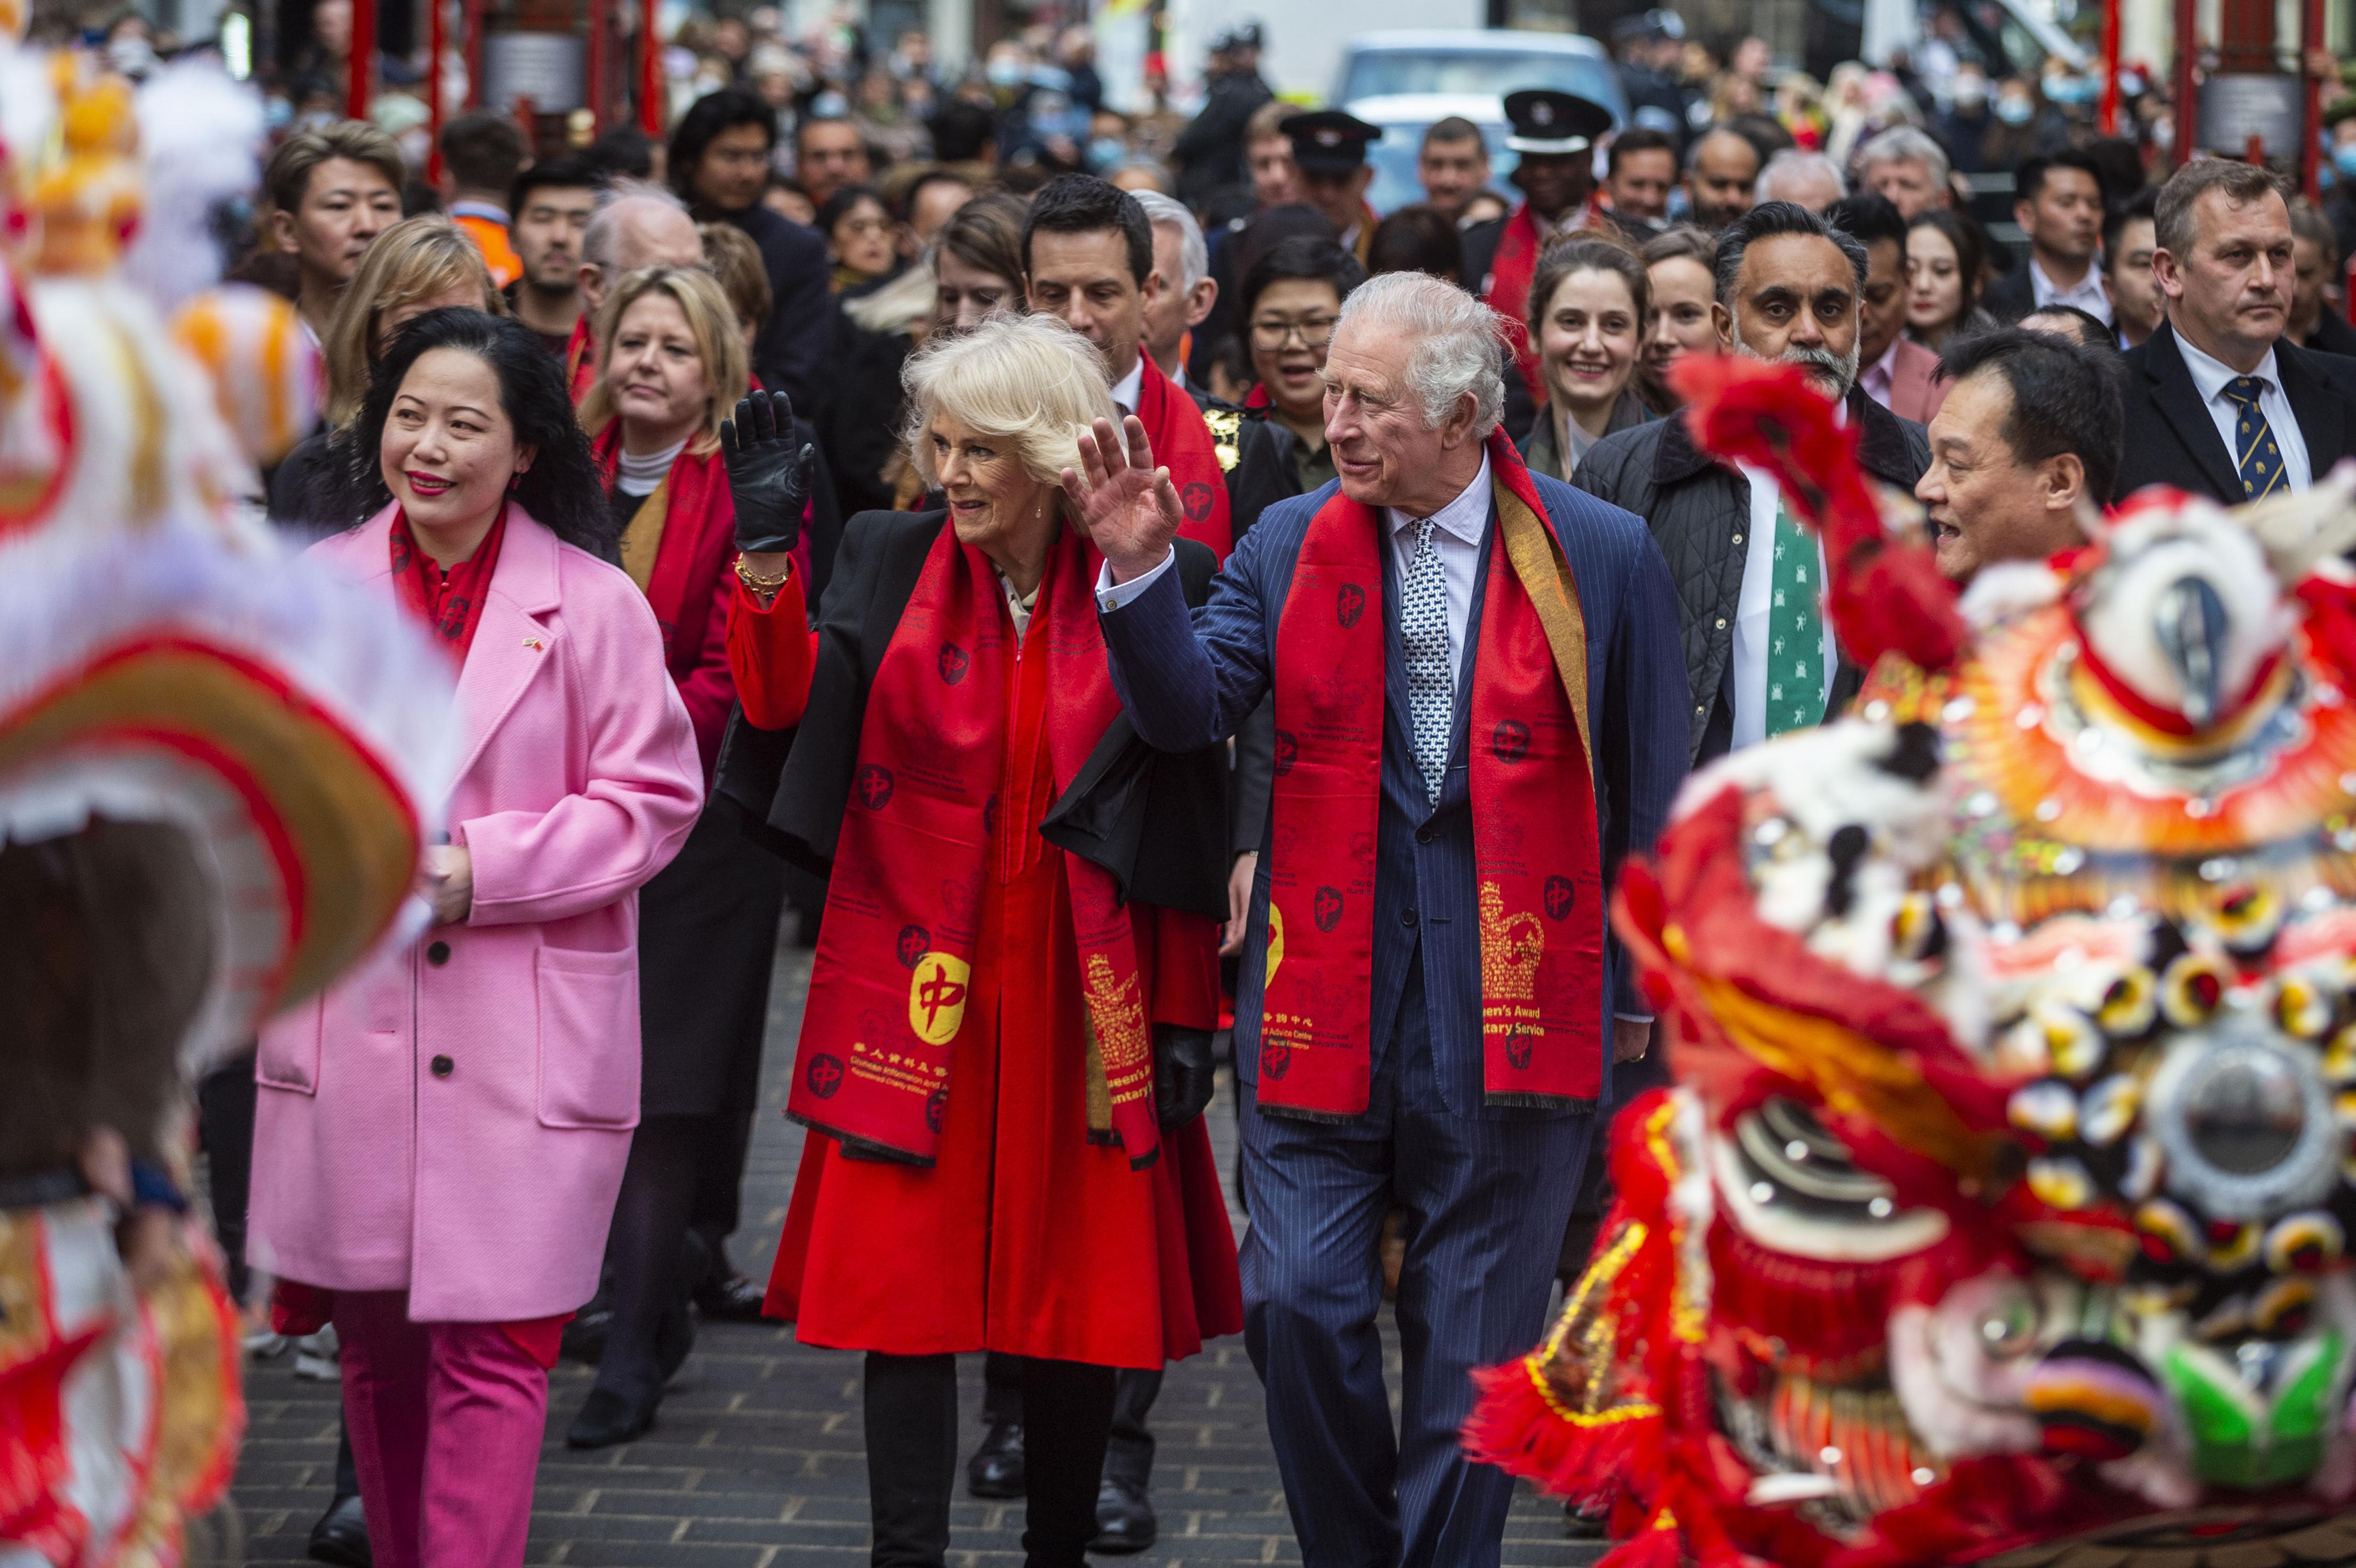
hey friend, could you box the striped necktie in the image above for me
[1399,516,1451,805]
[2224,375,2289,500]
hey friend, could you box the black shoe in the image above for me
[307,1493,371,1567]
[561,1286,612,1366]
[967,1418,1024,1498]
[654,1296,697,1384]
[1089,1477,1157,1554]
[567,1385,659,1448]
[1564,1500,1609,1540]
[694,1270,769,1322]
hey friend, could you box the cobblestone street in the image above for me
[224,935,1605,1566]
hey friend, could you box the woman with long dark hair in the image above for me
[250,309,703,1568]
[1906,208,1994,352]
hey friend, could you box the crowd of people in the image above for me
[33,3,2349,1567]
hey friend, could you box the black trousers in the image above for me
[982,1352,1159,1487]
[196,1052,258,1304]
[869,1352,1113,1567]
[592,1114,714,1404]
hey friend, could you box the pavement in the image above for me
[222,934,1606,1566]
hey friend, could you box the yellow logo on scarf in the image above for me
[1266,902,1285,988]
[908,953,972,1046]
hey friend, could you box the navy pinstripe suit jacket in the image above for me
[1100,466,1691,1121]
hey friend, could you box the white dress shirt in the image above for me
[1097,455,1493,655]
[2030,256,2113,325]
[1730,454,1837,751]
[1109,354,1145,415]
[2177,333,2312,495]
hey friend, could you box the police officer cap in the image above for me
[1502,89,1614,156]
[1280,109,1381,175]
[1212,21,1264,52]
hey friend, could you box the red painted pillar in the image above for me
[638,0,663,137]
[2171,0,2197,165]
[348,0,376,119]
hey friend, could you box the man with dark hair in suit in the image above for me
[2112,159,2356,503]
[1984,151,2111,325]
[1833,192,1946,424]
[1075,270,1689,1567]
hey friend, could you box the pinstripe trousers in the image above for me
[1238,960,1594,1568]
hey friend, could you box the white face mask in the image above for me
[1951,77,1986,109]
[1996,94,2033,126]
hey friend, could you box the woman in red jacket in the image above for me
[566,265,793,1447]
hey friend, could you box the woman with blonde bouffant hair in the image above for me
[266,215,502,534]
[563,259,798,1450]
[717,313,1243,1563]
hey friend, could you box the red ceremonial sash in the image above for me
[1259,431,1605,1116]
[388,505,507,663]
[1483,203,1548,407]
[1134,354,1232,562]
[788,523,1166,1167]
[590,426,725,660]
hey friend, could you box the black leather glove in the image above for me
[1153,1025,1216,1129]
[721,390,816,556]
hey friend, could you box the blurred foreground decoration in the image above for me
[1466,357,2356,1567]
[0,27,455,1566]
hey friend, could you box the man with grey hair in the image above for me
[567,180,706,400]
[1132,190,1220,396]
[1576,200,1929,763]
[1855,125,1953,218]
[1754,147,1847,212]
[2114,156,2356,502]
[1072,269,1688,1567]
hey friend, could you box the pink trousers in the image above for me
[332,1291,551,1568]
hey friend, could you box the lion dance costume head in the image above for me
[1465,354,2356,1567]
[0,25,451,1566]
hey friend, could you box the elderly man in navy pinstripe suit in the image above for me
[1064,272,1690,1566]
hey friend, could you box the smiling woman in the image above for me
[713,310,1243,1566]
[1522,237,1656,480]
[253,309,701,1568]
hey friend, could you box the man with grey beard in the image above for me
[1572,200,1930,765]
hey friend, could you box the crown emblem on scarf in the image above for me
[1478,880,1544,1003]
[1082,952,1151,1073]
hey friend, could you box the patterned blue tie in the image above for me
[2224,375,2289,500]
[1399,516,1451,805]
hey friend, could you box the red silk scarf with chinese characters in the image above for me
[787,522,1165,1168]
[1259,430,1604,1117]
[1134,354,1233,563]
[388,504,507,664]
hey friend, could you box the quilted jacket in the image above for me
[1572,387,1930,763]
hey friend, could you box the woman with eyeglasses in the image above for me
[1226,237,1367,545]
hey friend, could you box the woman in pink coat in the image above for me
[250,310,703,1568]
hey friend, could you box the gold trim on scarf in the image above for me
[1494,471,1594,769]
[619,477,670,595]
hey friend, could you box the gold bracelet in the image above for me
[734,554,791,594]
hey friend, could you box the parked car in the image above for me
[1337,31,1627,215]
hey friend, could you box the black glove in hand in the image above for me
[721,390,816,555]
[1153,1025,1216,1130]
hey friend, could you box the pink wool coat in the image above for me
[250,505,703,1323]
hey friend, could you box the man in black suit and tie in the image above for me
[2113,158,2356,504]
